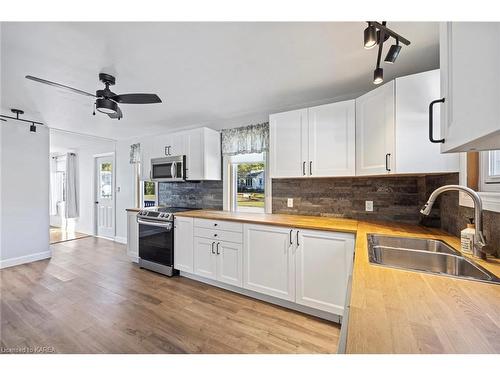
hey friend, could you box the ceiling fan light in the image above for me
[364,24,377,49]
[96,98,118,114]
[384,41,402,63]
[373,67,384,85]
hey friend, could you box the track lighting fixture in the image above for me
[0,108,44,131]
[373,67,384,85]
[384,39,402,64]
[364,23,377,49]
[363,22,411,84]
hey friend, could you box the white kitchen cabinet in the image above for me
[193,236,217,280]
[308,101,356,177]
[269,109,308,178]
[185,127,221,181]
[295,229,354,315]
[215,241,243,287]
[153,132,187,159]
[356,71,459,175]
[126,211,139,262]
[269,101,355,178]
[243,224,295,301]
[174,216,194,272]
[140,137,153,180]
[355,80,395,176]
[395,70,459,173]
[440,22,500,152]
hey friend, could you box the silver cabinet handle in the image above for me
[302,161,306,176]
[211,242,215,254]
[296,230,300,246]
[289,229,293,245]
[309,161,312,175]
[216,242,220,255]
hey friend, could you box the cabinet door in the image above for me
[153,133,186,158]
[174,216,194,272]
[140,137,153,180]
[216,241,243,287]
[355,80,395,176]
[193,237,217,280]
[295,229,354,315]
[395,70,459,173]
[243,224,295,301]
[269,109,308,178]
[440,22,500,152]
[126,212,139,262]
[308,100,355,177]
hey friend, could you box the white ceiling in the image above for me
[1,22,439,140]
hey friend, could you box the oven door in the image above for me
[137,218,174,266]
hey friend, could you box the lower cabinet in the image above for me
[174,216,194,273]
[243,224,296,301]
[243,223,355,314]
[193,237,243,287]
[295,229,354,314]
[126,211,139,262]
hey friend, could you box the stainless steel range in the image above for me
[137,207,198,276]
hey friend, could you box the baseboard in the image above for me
[179,271,342,323]
[0,250,52,269]
[114,236,127,244]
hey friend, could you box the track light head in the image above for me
[373,67,384,85]
[364,23,377,49]
[384,39,402,64]
[30,123,37,132]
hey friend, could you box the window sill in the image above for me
[459,191,500,213]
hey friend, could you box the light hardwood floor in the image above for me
[49,227,89,244]
[0,237,340,354]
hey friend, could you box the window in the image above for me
[480,150,500,192]
[225,153,267,213]
[141,180,158,207]
[99,162,113,199]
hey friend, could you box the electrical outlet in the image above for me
[365,200,374,212]
[287,198,294,208]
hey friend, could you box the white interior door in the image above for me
[95,155,115,238]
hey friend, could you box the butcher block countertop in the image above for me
[175,209,500,354]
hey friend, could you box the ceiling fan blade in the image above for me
[111,93,162,104]
[107,106,123,119]
[25,75,96,97]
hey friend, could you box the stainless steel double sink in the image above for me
[367,234,500,284]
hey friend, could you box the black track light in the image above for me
[364,23,377,49]
[30,122,37,132]
[373,67,384,85]
[384,39,402,64]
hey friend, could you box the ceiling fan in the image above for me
[25,73,162,120]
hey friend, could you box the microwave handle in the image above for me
[171,162,177,179]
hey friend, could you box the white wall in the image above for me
[0,123,50,268]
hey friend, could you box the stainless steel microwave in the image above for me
[150,155,186,182]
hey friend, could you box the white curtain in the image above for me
[65,153,79,219]
[49,157,58,215]
[221,123,269,156]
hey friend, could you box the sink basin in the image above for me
[367,234,500,284]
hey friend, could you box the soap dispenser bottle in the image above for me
[460,218,475,255]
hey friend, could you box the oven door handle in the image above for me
[137,218,172,229]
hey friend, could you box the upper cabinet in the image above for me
[355,81,395,175]
[356,70,459,176]
[439,22,500,152]
[270,100,356,178]
[140,127,221,181]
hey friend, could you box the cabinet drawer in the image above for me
[194,218,243,233]
[194,227,243,244]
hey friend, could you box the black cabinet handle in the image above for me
[429,98,445,143]
[216,242,220,255]
[289,229,293,245]
[309,161,312,176]
[302,161,306,176]
[385,153,391,172]
[211,242,215,254]
[296,230,300,246]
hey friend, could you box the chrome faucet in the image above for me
[420,185,487,260]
